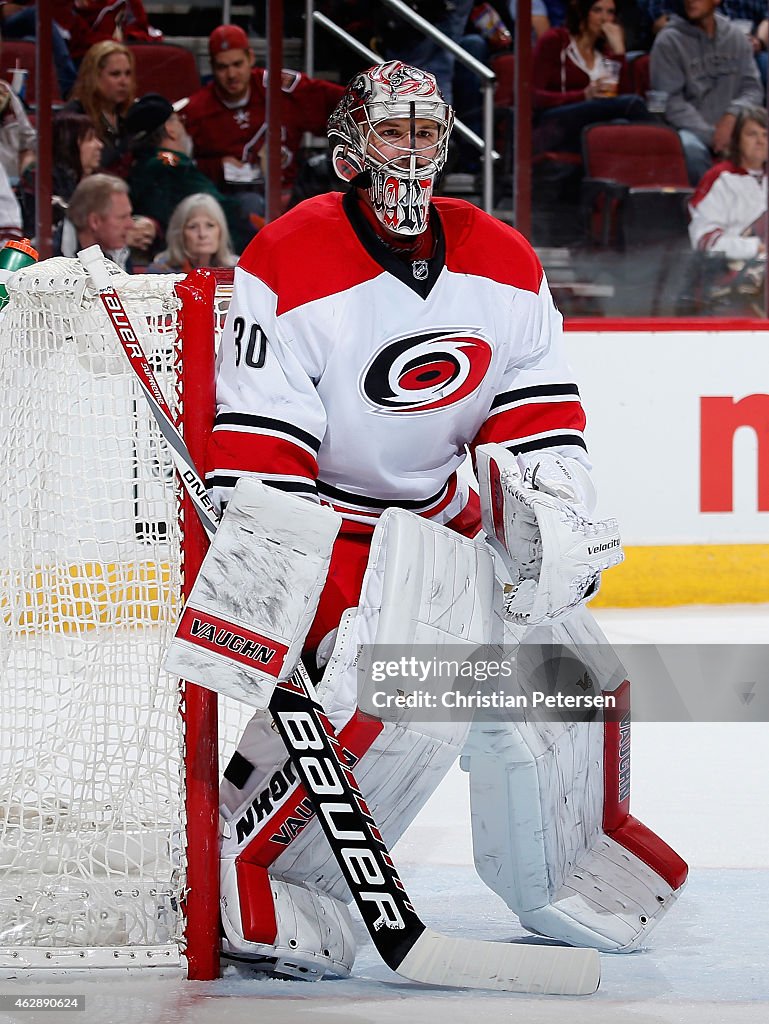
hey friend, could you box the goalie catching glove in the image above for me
[475,444,623,624]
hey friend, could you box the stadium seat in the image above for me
[580,122,693,248]
[629,53,651,98]
[1,41,62,107]
[490,52,514,107]
[129,43,201,105]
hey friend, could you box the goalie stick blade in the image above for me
[397,930,600,995]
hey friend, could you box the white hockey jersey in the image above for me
[688,160,766,261]
[208,191,588,527]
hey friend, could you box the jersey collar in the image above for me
[343,190,445,299]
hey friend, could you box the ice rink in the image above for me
[1,605,767,1024]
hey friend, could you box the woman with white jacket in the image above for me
[688,106,768,260]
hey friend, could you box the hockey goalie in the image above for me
[170,59,688,981]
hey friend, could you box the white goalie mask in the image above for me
[328,61,454,236]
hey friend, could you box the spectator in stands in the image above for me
[509,0,565,38]
[532,0,650,153]
[0,78,35,182]
[55,173,135,271]
[642,0,769,77]
[720,1,769,84]
[688,105,767,258]
[52,0,161,62]
[65,40,136,175]
[124,93,253,251]
[18,110,103,235]
[146,192,238,274]
[638,0,673,36]
[650,0,763,184]
[182,25,345,218]
[380,1,480,107]
[0,2,77,98]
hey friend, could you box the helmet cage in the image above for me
[328,62,454,235]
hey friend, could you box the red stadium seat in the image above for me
[129,43,201,105]
[580,122,692,247]
[629,53,651,98]
[490,52,514,107]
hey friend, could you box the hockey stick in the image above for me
[78,245,600,995]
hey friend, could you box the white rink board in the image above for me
[566,327,769,544]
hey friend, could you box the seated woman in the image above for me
[19,111,103,234]
[532,0,649,153]
[64,40,136,175]
[688,106,768,261]
[146,192,238,274]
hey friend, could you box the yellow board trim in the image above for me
[592,544,769,607]
[1,561,176,633]
[4,547,768,630]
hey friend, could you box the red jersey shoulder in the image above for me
[435,198,543,294]
[182,82,219,122]
[689,160,744,208]
[238,192,382,315]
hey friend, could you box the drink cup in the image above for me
[646,90,669,116]
[10,66,28,100]
[600,60,621,98]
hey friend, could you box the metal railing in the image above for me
[304,0,498,214]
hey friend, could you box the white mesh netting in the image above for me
[0,259,248,969]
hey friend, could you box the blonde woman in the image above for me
[147,193,238,274]
[65,40,136,173]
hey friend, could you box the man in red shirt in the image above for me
[181,24,344,216]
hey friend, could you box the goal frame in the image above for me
[0,263,228,980]
[175,269,221,981]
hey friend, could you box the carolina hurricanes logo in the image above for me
[361,330,493,413]
[368,60,437,99]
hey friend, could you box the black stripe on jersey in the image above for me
[207,473,318,496]
[317,478,447,512]
[490,383,580,411]
[505,433,588,454]
[213,413,322,453]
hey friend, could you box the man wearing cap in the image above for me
[182,24,345,210]
[125,93,253,250]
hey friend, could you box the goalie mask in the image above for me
[328,61,454,236]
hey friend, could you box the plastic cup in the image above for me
[9,67,28,99]
[646,90,669,115]
[600,60,621,98]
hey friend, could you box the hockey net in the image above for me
[0,258,245,975]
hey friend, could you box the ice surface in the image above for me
[1,606,767,1024]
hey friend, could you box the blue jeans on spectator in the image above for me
[385,0,476,104]
[1,8,78,100]
[677,129,715,187]
[533,95,651,154]
[452,32,491,171]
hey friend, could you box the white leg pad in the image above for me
[220,507,495,920]
[220,859,356,980]
[463,606,688,952]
